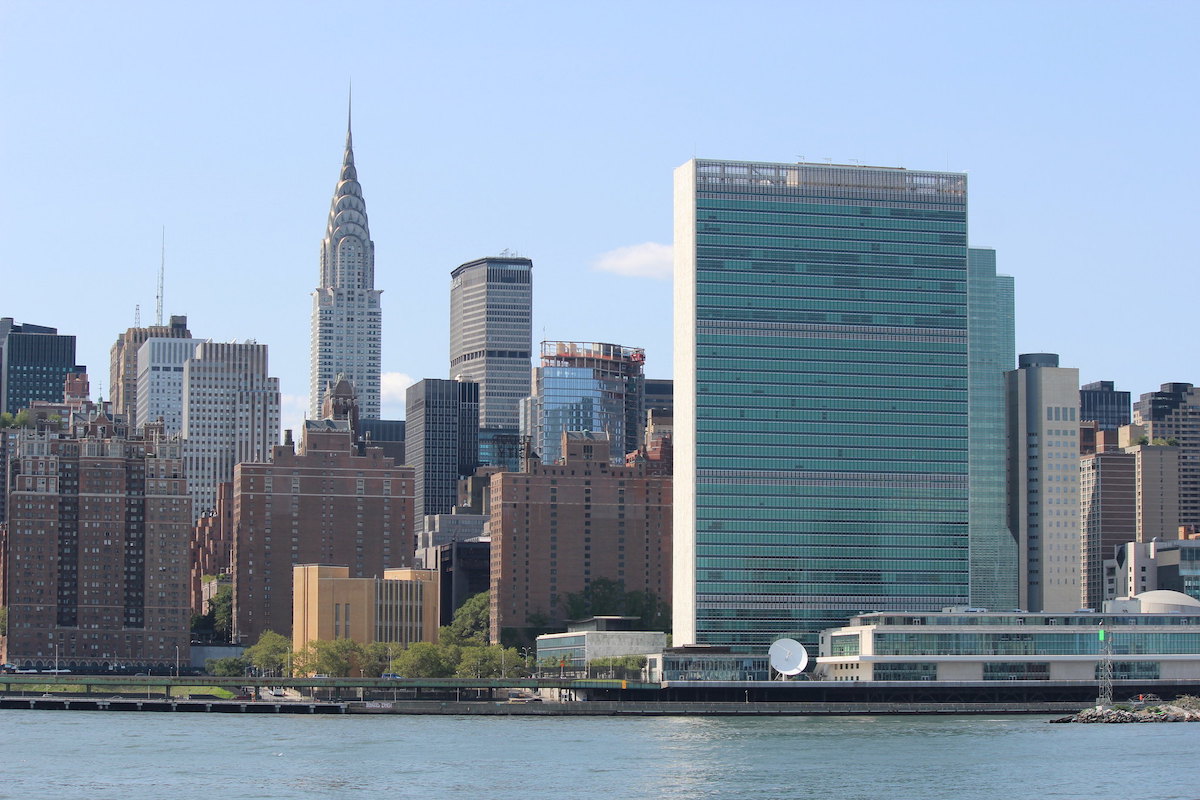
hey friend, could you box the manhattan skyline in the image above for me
[2,1,1197,436]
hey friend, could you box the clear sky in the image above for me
[2,1,1196,434]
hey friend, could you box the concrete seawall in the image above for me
[0,696,1082,716]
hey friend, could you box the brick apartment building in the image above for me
[488,431,671,642]
[2,414,192,669]
[231,412,414,643]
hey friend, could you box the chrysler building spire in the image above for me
[309,97,382,419]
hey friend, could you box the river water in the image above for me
[0,711,1195,799]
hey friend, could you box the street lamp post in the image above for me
[174,645,180,679]
[520,647,533,676]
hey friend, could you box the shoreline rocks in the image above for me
[1050,704,1200,723]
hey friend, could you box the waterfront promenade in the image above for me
[3,673,1197,715]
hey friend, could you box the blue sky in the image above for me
[2,1,1196,434]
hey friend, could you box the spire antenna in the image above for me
[156,226,165,326]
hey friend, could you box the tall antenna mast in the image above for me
[134,304,141,327]
[156,226,165,326]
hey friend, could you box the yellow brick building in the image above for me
[292,565,438,654]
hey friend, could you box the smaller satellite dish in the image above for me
[769,638,808,676]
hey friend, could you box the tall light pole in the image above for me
[175,645,180,678]
[521,647,533,676]
[54,643,59,675]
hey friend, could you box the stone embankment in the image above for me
[1051,704,1200,723]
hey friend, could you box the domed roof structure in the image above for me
[1134,589,1200,607]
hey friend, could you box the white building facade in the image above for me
[310,113,382,420]
[135,337,201,433]
[182,341,279,519]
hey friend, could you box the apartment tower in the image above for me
[231,406,414,643]
[2,418,192,669]
[488,431,671,642]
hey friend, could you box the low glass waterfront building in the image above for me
[816,594,1200,682]
[536,617,667,674]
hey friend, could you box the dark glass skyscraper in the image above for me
[1080,381,1131,431]
[0,318,82,414]
[405,378,480,534]
[674,159,993,651]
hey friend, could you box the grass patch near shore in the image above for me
[9,684,236,699]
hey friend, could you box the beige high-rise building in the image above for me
[1117,424,1181,543]
[1007,353,1080,612]
[292,565,437,657]
[1078,425,1179,610]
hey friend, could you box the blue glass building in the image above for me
[523,341,645,465]
[674,159,1012,652]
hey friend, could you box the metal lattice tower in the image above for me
[1097,625,1114,707]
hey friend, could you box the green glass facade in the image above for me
[967,248,1017,609]
[676,159,978,652]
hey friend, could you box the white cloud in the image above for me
[381,371,415,420]
[592,242,673,280]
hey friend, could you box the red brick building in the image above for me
[190,481,234,614]
[488,431,671,642]
[231,420,414,643]
[2,415,192,669]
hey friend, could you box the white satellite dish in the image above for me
[769,638,808,676]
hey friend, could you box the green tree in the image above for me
[294,638,365,677]
[390,641,459,678]
[563,578,626,621]
[455,645,524,678]
[588,654,647,678]
[210,584,233,641]
[441,592,490,646]
[623,589,671,633]
[0,606,7,636]
[360,641,394,678]
[562,579,671,633]
[206,656,249,676]
[244,630,292,675]
[0,410,31,428]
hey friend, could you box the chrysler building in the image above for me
[310,105,382,419]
